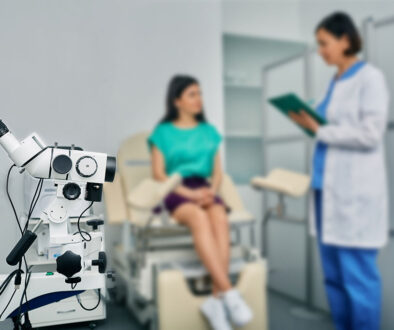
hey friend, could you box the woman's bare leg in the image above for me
[206,204,230,296]
[172,203,232,292]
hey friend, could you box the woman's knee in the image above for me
[190,208,211,230]
[176,204,210,229]
[208,205,229,227]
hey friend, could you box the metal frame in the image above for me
[362,14,394,62]
[260,48,312,305]
[362,14,394,63]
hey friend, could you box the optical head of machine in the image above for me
[52,152,116,202]
[51,149,117,184]
[0,119,117,202]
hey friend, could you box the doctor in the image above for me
[290,12,389,330]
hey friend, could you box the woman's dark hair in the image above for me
[316,12,362,56]
[160,75,206,123]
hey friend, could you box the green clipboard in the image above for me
[269,93,327,137]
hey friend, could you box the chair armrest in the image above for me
[251,168,310,197]
[127,174,182,209]
[218,174,246,211]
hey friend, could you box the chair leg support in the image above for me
[249,224,256,248]
[262,209,273,258]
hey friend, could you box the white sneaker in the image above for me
[222,289,253,327]
[200,296,233,330]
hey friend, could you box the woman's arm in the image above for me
[150,146,204,200]
[150,145,167,181]
[195,152,222,207]
[291,70,388,150]
[210,152,223,194]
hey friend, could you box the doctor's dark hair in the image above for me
[316,12,362,56]
[160,75,207,123]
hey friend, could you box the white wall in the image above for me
[0,0,223,273]
[222,0,303,41]
[298,0,394,43]
[223,0,394,45]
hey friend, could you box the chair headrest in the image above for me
[118,131,151,175]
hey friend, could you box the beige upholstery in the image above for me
[158,261,268,330]
[127,174,182,209]
[104,131,267,329]
[104,131,254,227]
[251,168,310,197]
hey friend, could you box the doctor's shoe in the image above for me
[200,296,233,330]
[221,289,253,327]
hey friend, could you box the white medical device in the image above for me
[23,175,92,220]
[0,119,116,326]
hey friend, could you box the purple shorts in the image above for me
[157,176,229,214]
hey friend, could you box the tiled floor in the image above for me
[0,290,334,330]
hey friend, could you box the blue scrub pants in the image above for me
[315,190,382,330]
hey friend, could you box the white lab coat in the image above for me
[309,63,390,248]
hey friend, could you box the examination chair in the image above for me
[103,132,268,330]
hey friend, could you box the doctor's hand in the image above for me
[289,110,320,133]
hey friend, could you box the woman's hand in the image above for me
[289,110,320,133]
[198,188,216,207]
[190,187,215,207]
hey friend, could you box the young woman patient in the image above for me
[148,75,253,330]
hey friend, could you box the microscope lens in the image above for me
[0,120,9,137]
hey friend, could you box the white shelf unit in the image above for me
[222,34,307,185]
[223,33,311,302]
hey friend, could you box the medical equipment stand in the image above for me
[24,215,107,328]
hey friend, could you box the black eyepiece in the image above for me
[105,156,116,182]
[0,120,9,137]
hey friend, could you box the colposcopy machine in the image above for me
[0,119,116,328]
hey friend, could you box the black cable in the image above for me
[17,178,43,327]
[16,268,32,326]
[28,179,43,218]
[23,311,32,329]
[76,289,101,311]
[73,230,91,237]
[77,201,94,241]
[18,266,32,327]
[5,164,32,327]
[5,165,43,236]
[6,171,43,326]
[6,165,22,234]
[0,289,17,319]
[24,178,44,232]
[0,270,19,295]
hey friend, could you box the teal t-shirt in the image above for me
[147,121,222,178]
